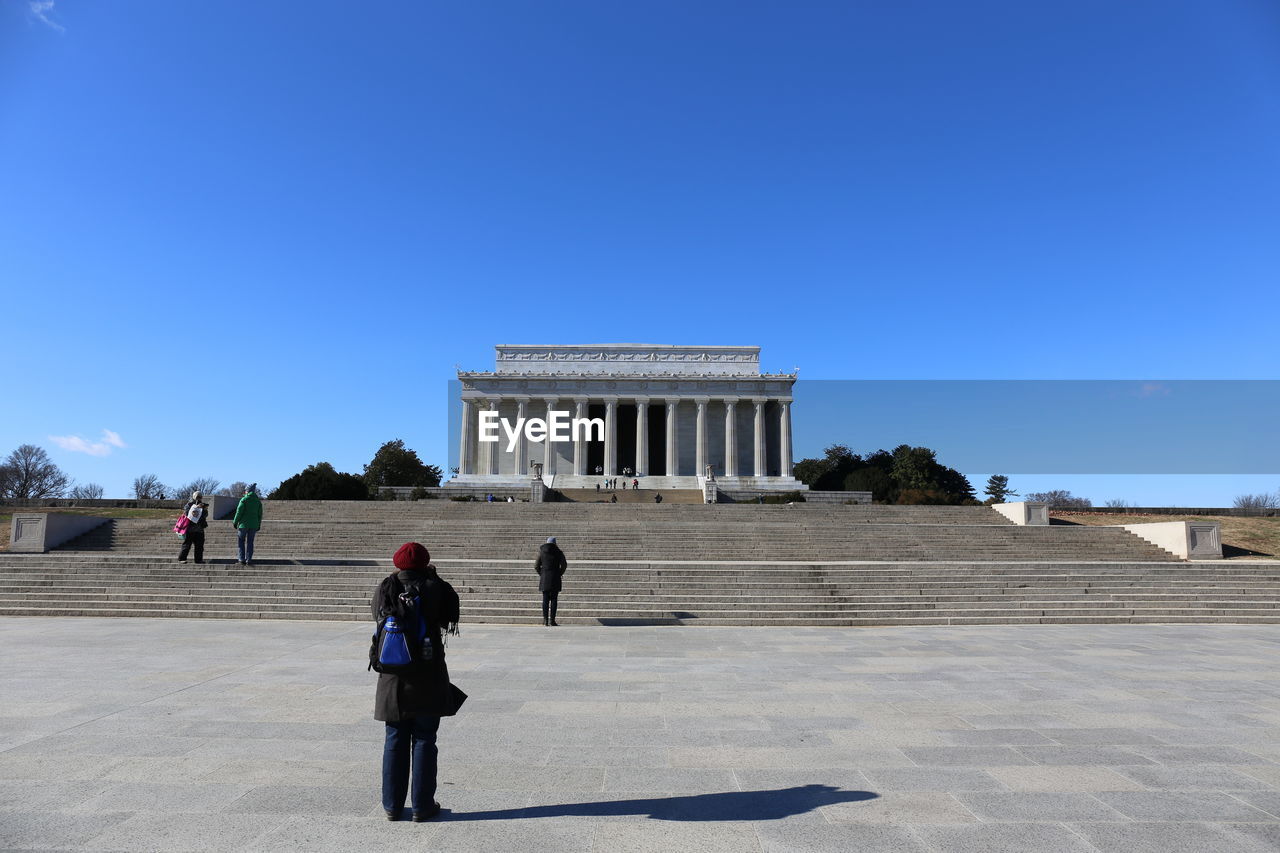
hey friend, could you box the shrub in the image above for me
[760,491,806,504]
[896,488,950,505]
[271,463,369,500]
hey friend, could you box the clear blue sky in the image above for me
[3,0,1277,504]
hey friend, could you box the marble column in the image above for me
[458,398,475,475]
[634,397,649,476]
[752,398,766,478]
[695,397,709,478]
[604,397,617,476]
[723,398,738,477]
[542,398,557,476]
[484,398,501,475]
[665,399,679,477]
[573,397,588,476]
[779,399,793,478]
[514,397,528,477]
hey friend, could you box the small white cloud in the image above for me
[1138,382,1171,398]
[48,429,127,457]
[28,1,64,32]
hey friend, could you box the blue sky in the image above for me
[2,0,1277,504]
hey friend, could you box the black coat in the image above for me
[182,501,209,529]
[372,569,460,722]
[535,543,567,592]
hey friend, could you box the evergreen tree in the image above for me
[363,439,442,489]
[984,474,1017,503]
[271,462,369,500]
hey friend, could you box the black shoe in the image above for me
[194,560,204,564]
[385,808,401,821]
[543,618,548,626]
[412,802,441,822]
[550,619,559,627]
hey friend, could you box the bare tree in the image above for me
[1024,489,1092,509]
[220,481,249,497]
[69,483,105,499]
[133,474,170,500]
[1104,498,1134,508]
[1234,493,1279,510]
[176,477,221,499]
[0,445,71,499]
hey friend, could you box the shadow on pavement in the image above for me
[443,784,878,822]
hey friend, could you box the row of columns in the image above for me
[458,396,793,479]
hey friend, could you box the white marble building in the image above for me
[450,344,806,491]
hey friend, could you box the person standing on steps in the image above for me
[178,491,209,564]
[535,536,567,626]
[232,483,263,565]
[373,542,462,822]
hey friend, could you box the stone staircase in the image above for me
[555,488,706,504]
[0,502,1275,625]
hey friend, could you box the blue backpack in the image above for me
[370,581,433,673]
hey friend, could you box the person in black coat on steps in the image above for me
[177,491,209,564]
[372,542,461,822]
[535,536,567,626]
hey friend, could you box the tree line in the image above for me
[794,444,981,505]
[0,439,442,502]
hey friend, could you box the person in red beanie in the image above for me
[372,542,461,822]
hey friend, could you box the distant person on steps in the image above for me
[535,536,567,626]
[233,483,263,565]
[178,491,209,563]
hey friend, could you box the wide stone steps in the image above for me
[7,500,1265,625]
[59,524,1177,563]
[2,551,1277,625]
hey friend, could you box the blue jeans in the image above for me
[382,715,440,812]
[236,528,257,563]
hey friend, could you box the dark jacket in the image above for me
[535,543,567,592]
[183,501,209,530]
[372,568,460,722]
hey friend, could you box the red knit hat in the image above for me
[393,542,430,570]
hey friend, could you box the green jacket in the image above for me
[233,491,263,530]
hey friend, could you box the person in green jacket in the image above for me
[232,483,263,565]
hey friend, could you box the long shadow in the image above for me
[597,611,701,626]
[443,784,878,822]
[1223,543,1274,558]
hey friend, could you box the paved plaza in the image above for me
[1,618,1279,852]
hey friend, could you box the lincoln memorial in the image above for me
[450,344,806,491]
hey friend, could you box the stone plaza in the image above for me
[2,618,1280,852]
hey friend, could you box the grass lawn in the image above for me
[1052,511,1280,559]
[0,507,176,550]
